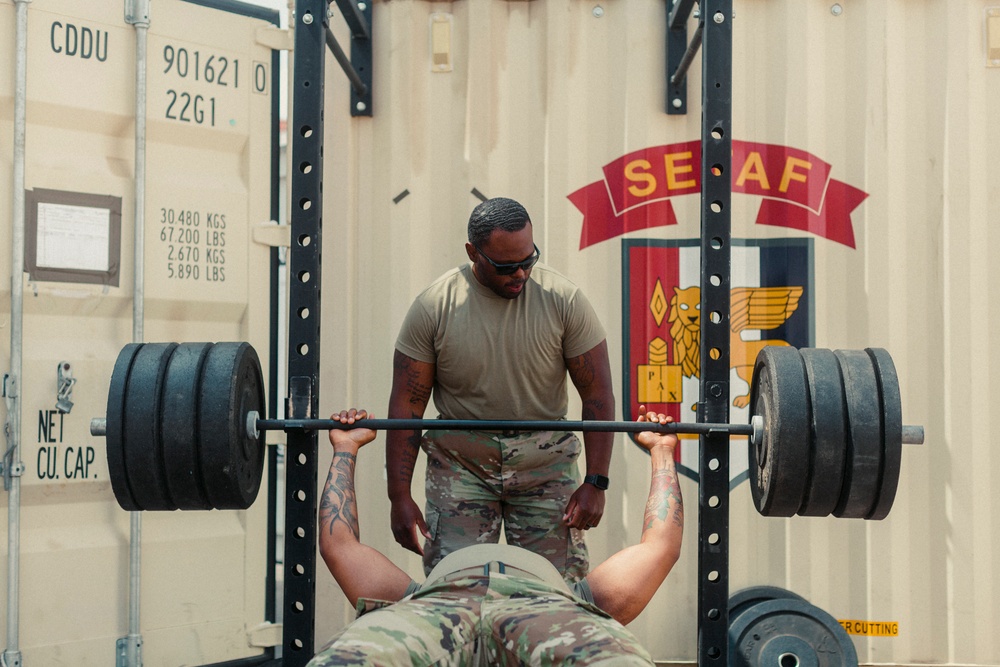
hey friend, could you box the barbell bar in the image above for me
[90,342,923,517]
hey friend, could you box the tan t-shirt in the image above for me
[395,263,606,421]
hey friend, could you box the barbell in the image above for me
[90,342,922,518]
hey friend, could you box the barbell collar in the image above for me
[902,425,924,445]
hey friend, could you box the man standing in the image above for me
[387,197,615,582]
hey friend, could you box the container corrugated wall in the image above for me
[315,0,999,664]
[0,0,277,664]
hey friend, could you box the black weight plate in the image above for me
[729,585,807,625]
[749,346,810,516]
[123,343,179,511]
[199,342,265,510]
[832,350,882,518]
[729,598,858,667]
[865,348,902,520]
[798,349,848,517]
[161,343,214,510]
[106,344,142,511]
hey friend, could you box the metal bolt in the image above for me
[672,98,683,109]
[713,11,725,24]
[831,4,843,16]
[593,5,604,18]
[302,12,313,25]
[358,2,367,10]
[710,384,723,398]
[356,101,367,112]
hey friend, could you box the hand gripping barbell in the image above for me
[90,342,923,518]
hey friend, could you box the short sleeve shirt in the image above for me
[395,263,606,421]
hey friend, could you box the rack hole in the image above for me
[298,271,311,283]
[298,234,311,246]
[299,198,312,211]
[298,307,310,320]
[297,343,310,356]
[709,347,721,360]
[300,126,313,138]
[299,161,312,174]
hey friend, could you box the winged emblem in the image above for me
[666,285,803,408]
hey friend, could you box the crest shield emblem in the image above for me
[622,238,814,487]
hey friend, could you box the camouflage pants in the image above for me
[421,429,588,582]
[308,569,655,666]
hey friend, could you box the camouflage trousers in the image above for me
[421,429,588,582]
[308,566,655,666]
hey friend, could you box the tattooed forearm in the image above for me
[643,466,684,531]
[396,430,420,483]
[581,398,611,421]
[320,452,360,540]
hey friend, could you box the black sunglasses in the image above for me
[474,243,541,275]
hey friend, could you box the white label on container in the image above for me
[36,202,110,271]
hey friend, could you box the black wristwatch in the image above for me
[583,474,610,490]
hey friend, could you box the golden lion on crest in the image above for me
[668,285,803,408]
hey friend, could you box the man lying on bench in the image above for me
[308,407,684,666]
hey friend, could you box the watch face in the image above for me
[587,474,609,490]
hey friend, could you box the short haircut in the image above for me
[467,197,531,246]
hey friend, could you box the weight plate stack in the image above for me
[729,585,807,625]
[749,346,810,516]
[729,598,858,667]
[161,343,214,510]
[798,349,848,517]
[832,350,883,518]
[123,343,180,511]
[864,348,902,520]
[198,342,266,510]
[106,344,143,511]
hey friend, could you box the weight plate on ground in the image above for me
[729,598,858,667]
[865,348,902,520]
[729,585,807,625]
[832,350,882,518]
[198,342,265,510]
[161,343,214,510]
[749,346,810,516]
[106,344,142,511]
[123,343,179,511]
[798,349,848,517]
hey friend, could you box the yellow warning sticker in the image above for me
[838,620,899,636]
